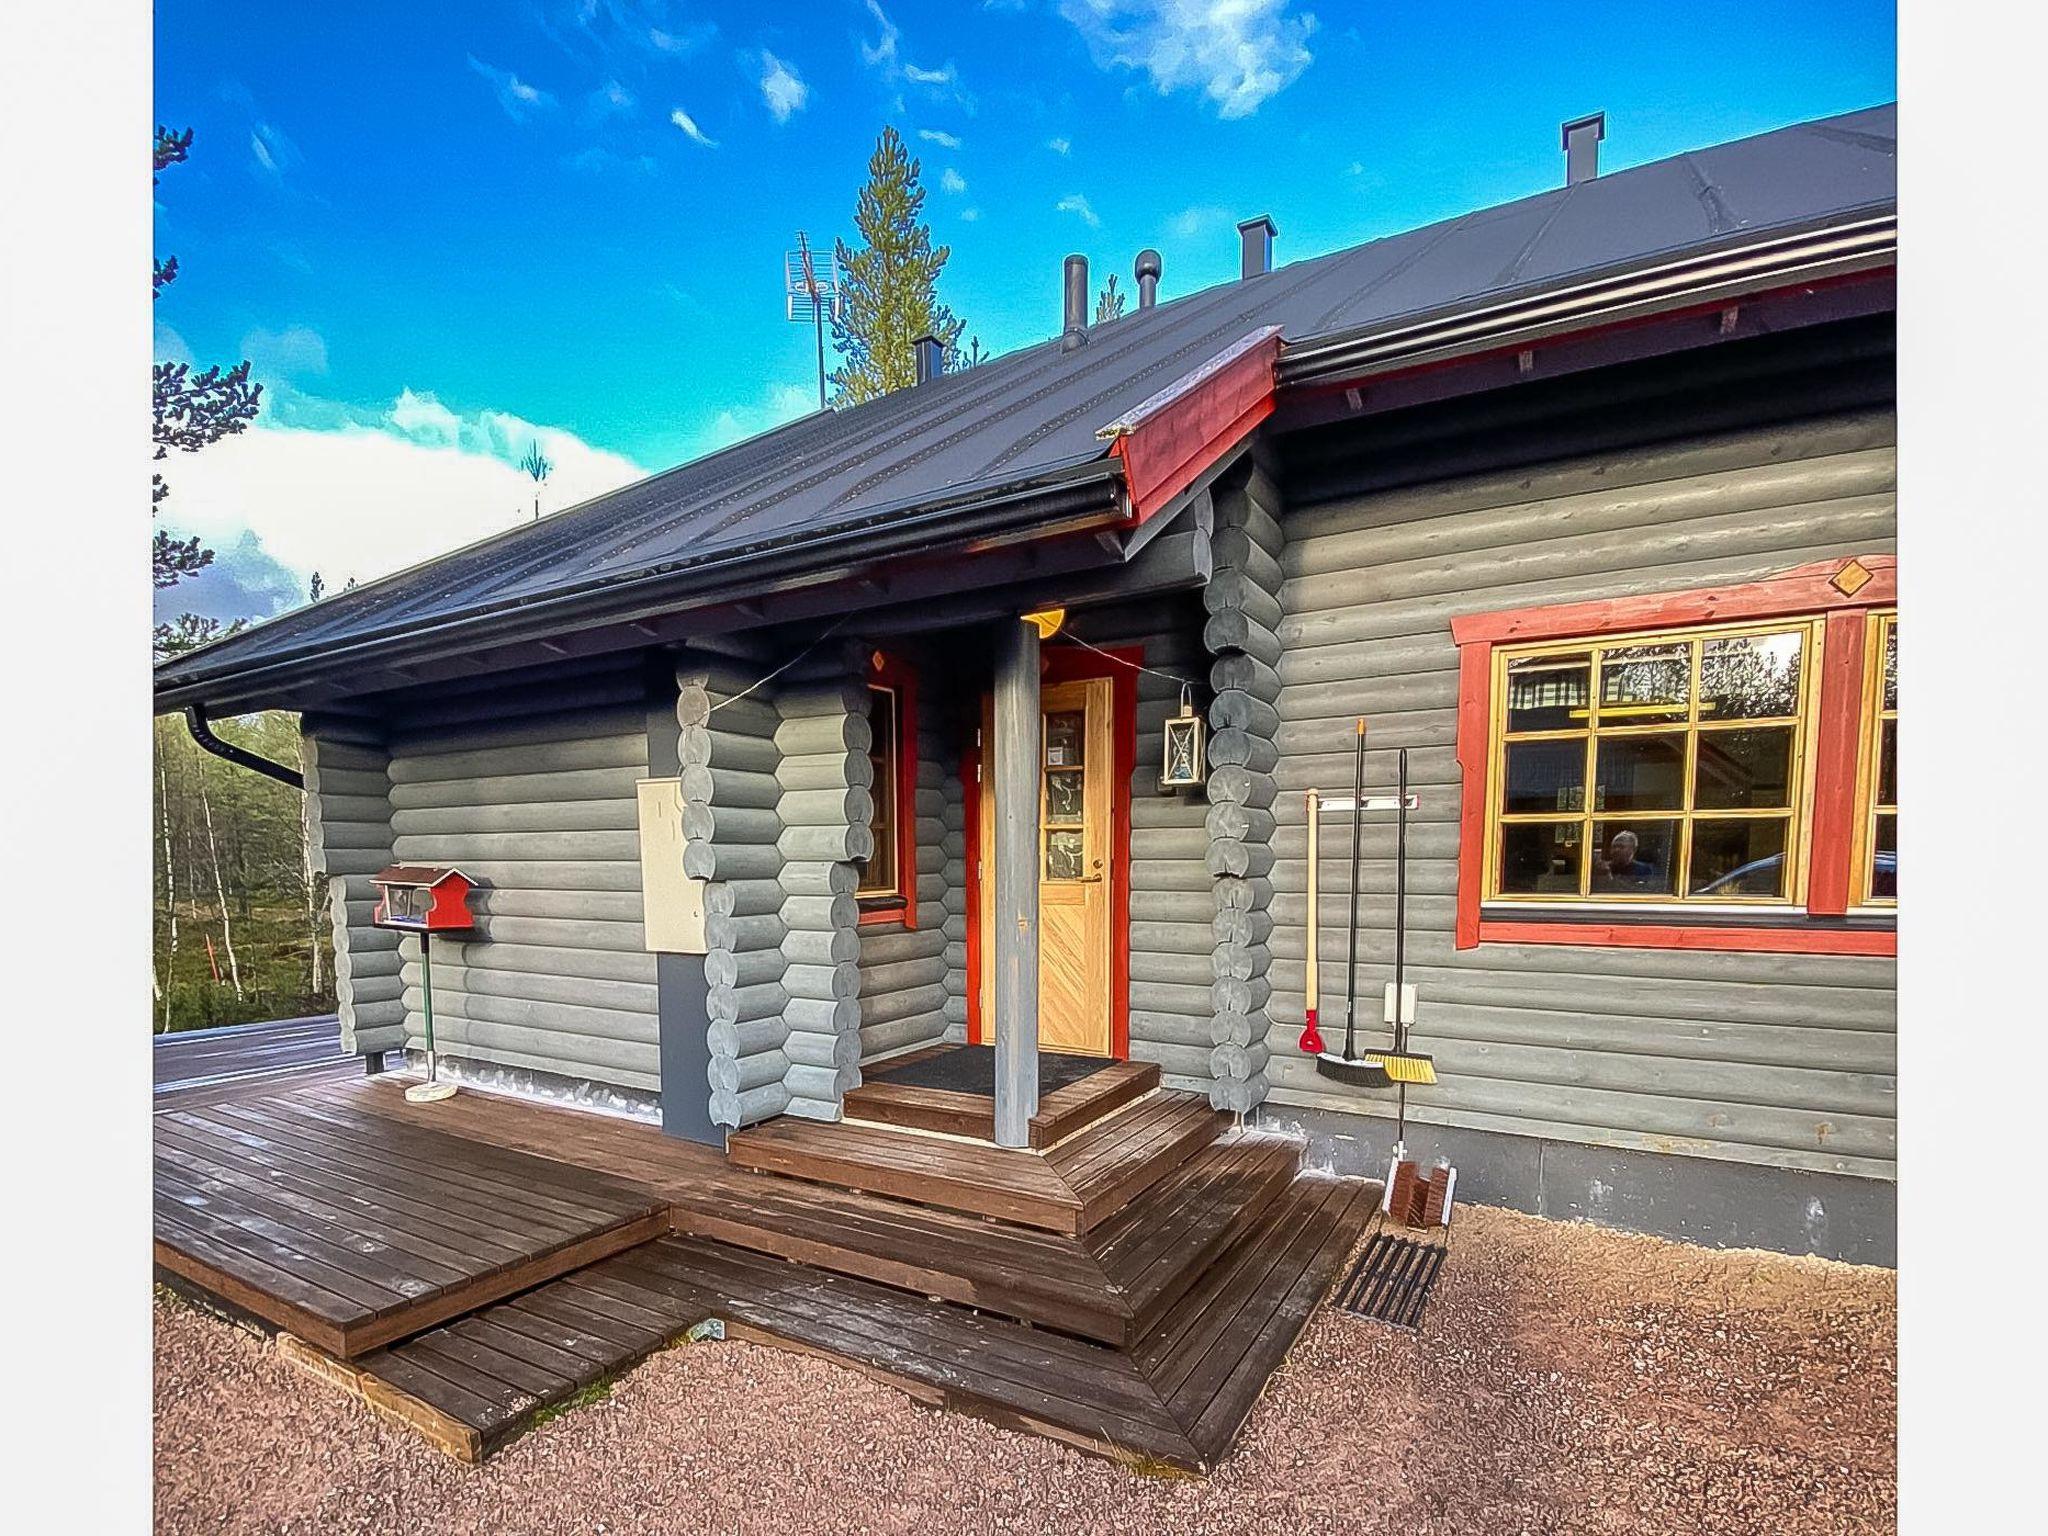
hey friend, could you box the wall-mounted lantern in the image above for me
[1160,690,1208,788]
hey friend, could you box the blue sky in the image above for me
[153,0,1895,624]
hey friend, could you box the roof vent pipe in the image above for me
[914,333,943,385]
[1062,253,1089,350]
[1237,215,1277,280]
[1134,249,1162,310]
[1562,112,1606,185]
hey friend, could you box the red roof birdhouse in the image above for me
[370,865,477,933]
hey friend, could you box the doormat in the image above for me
[875,1045,1115,1099]
[1333,1227,1447,1331]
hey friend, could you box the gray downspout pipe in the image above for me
[183,704,305,791]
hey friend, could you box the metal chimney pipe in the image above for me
[1562,112,1606,186]
[1237,215,1277,280]
[914,333,943,385]
[1062,254,1089,350]
[1134,249,1162,310]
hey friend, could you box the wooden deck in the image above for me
[153,1094,670,1357]
[153,1015,361,1113]
[162,1074,1378,1471]
[726,1089,1228,1234]
[843,1050,1160,1147]
[291,1172,1373,1472]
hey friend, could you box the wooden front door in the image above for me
[977,676,1116,1055]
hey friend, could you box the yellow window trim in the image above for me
[1849,610,1898,909]
[1481,614,1826,909]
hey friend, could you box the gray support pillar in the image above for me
[992,617,1042,1147]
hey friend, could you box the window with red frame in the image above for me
[854,653,919,925]
[1450,558,1896,955]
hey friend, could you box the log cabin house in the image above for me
[156,96,1899,1354]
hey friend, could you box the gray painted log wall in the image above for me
[302,717,405,1055]
[379,678,660,1091]
[1264,408,1899,1179]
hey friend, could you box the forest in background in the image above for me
[153,712,335,1032]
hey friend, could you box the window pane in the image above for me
[1506,653,1589,733]
[1871,813,1897,900]
[1877,719,1896,807]
[1503,738,1586,814]
[1588,821,1678,895]
[1497,821,1583,895]
[1700,630,1802,720]
[1045,711,1084,768]
[1594,733,1686,811]
[1881,621,1898,712]
[857,687,898,895]
[1687,819,1789,897]
[1599,643,1689,725]
[1693,727,1794,810]
[1045,829,1084,880]
[1045,768,1083,823]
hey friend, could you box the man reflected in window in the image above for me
[1593,829,1659,892]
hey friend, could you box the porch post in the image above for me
[992,615,1042,1147]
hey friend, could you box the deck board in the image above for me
[154,1096,670,1359]
[307,1175,1374,1471]
[844,1058,1160,1147]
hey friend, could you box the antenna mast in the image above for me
[785,232,840,409]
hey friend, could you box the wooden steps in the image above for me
[152,1095,670,1358]
[843,1058,1159,1147]
[289,1174,1377,1472]
[725,1089,1229,1236]
[671,1131,1302,1346]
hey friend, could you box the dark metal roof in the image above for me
[156,103,1895,706]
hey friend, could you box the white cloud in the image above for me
[565,146,658,175]
[1167,202,1227,238]
[468,55,557,122]
[155,390,648,613]
[1047,135,1071,155]
[1058,0,1316,119]
[940,167,966,194]
[647,24,713,55]
[707,381,820,450]
[1347,159,1364,175]
[670,107,718,147]
[589,78,635,117]
[904,62,954,85]
[860,0,900,68]
[960,207,982,222]
[248,121,301,181]
[759,51,808,122]
[1057,192,1101,228]
[240,324,330,381]
[919,128,962,148]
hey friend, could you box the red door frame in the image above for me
[962,643,1137,1059]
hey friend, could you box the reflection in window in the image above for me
[856,684,900,899]
[1862,615,1898,903]
[1490,620,1814,905]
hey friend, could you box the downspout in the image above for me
[184,704,305,791]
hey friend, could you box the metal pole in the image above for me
[421,930,436,1083]
[813,302,827,409]
[1395,745,1409,1143]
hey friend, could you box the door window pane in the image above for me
[1497,821,1582,895]
[1045,829,1084,880]
[1599,643,1690,725]
[1503,738,1586,814]
[1877,720,1896,807]
[1595,734,1687,811]
[1881,622,1898,712]
[1693,727,1794,810]
[857,685,899,897]
[1045,768,1083,823]
[1688,819,1790,897]
[1506,653,1590,733]
[1044,711,1085,768]
[1588,821,1678,895]
[1700,630,1802,720]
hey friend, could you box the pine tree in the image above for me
[154,125,262,590]
[1095,273,1126,323]
[830,127,966,406]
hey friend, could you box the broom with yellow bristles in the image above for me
[1361,741,1437,1088]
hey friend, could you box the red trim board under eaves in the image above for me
[1101,328,1284,523]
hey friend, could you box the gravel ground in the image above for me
[154,1204,1895,1535]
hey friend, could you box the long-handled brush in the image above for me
[1317,720,1391,1089]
